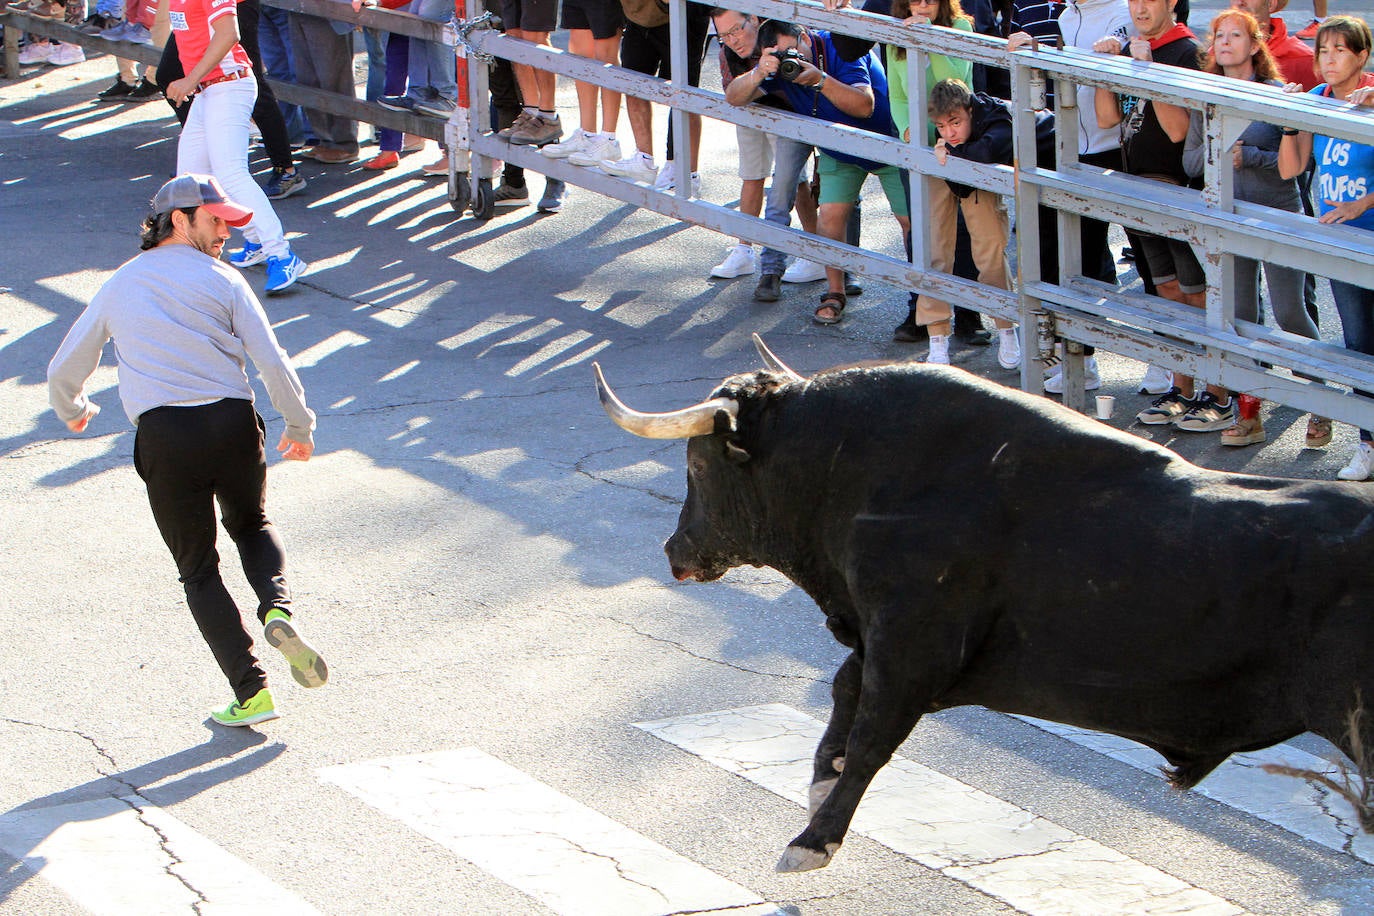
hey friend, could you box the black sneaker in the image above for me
[126,79,162,101]
[1136,387,1196,425]
[953,309,992,346]
[97,77,134,101]
[754,273,781,302]
[893,309,927,343]
[1173,392,1235,432]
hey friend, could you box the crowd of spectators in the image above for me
[5,0,1373,476]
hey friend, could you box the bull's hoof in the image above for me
[808,778,837,817]
[776,843,837,872]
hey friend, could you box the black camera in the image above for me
[770,48,806,82]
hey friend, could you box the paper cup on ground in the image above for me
[1095,395,1115,419]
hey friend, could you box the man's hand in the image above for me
[1128,36,1153,61]
[278,434,314,461]
[793,59,824,87]
[933,137,950,165]
[1092,36,1122,54]
[1006,31,1034,52]
[66,402,99,433]
[756,47,781,79]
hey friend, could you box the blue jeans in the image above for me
[258,4,307,146]
[761,137,813,276]
[362,27,387,102]
[1332,278,1374,442]
[407,0,457,103]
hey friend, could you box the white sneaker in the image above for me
[997,328,1021,370]
[1043,356,1101,394]
[600,151,658,183]
[654,161,702,196]
[1138,364,1172,395]
[926,335,950,365]
[568,133,622,168]
[19,41,55,65]
[49,43,87,66]
[782,259,827,283]
[710,244,756,279]
[540,127,591,159]
[653,159,677,190]
[1338,442,1374,481]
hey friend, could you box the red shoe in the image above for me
[1295,17,1321,39]
[363,150,399,170]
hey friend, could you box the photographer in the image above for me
[727,20,903,325]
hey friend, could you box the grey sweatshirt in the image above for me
[1182,79,1301,212]
[47,244,316,444]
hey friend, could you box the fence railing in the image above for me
[5,0,1374,426]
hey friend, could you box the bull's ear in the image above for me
[712,407,737,435]
[724,439,751,464]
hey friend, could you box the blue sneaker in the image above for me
[265,251,307,294]
[228,240,266,268]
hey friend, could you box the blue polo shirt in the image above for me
[760,29,896,171]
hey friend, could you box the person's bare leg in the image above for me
[625,96,653,155]
[594,34,621,134]
[568,29,598,131]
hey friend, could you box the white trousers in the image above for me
[177,77,287,258]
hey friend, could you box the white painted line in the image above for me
[1014,716,1374,864]
[0,794,322,915]
[318,747,783,916]
[637,704,1244,916]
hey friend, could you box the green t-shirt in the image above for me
[885,18,974,147]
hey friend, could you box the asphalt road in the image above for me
[4,13,1374,914]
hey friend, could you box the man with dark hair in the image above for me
[710,7,824,291]
[47,174,328,729]
[728,19,903,325]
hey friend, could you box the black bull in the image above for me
[595,345,1374,871]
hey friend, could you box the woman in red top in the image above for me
[164,0,307,293]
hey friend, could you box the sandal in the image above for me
[813,291,846,326]
[1306,415,1333,448]
[1220,417,1266,447]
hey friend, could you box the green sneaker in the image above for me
[210,688,279,727]
[264,609,329,688]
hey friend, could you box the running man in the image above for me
[48,175,328,727]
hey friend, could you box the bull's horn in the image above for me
[593,363,739,439]
[752,333,804,382]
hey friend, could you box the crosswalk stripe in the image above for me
[318,747,783,916]
[0,794,322,915]
[637,704,1245,916]
[1014,716,1374,864]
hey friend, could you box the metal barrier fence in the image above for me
[5,0,1373,425]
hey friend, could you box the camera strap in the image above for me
[810,34,828,116]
